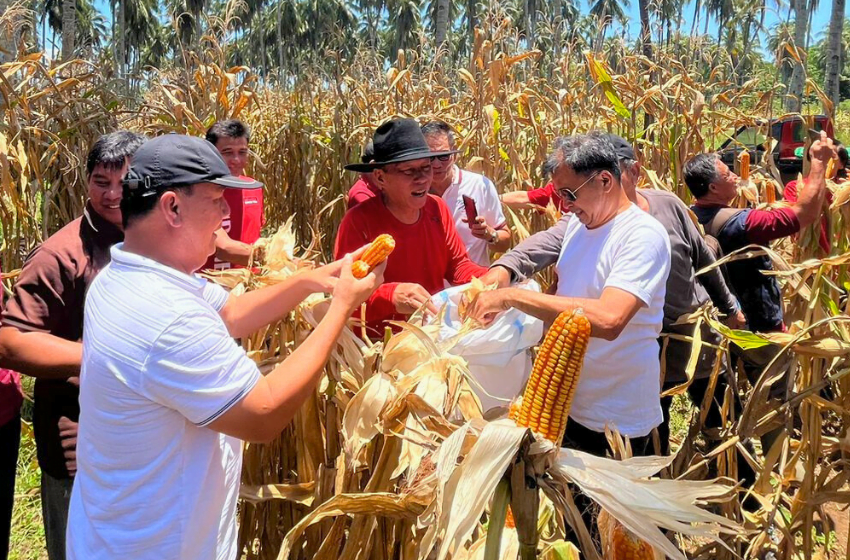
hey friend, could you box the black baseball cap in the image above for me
[123,134,262,198]
[606,134,637,161]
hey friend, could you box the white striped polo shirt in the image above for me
[68,243,260,560]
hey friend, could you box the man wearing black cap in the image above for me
[66,134,383,560]
[335,118,488,335]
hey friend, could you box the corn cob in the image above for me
[514,309,591,443]
[352,234,395,278]
[598,509,655,560]
[739,151,750,182]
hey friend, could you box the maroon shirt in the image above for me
[527,181,569,213]
[2,204,123,478]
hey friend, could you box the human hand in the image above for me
[465,288,511,326]
[463,216,496,242]
[330,253,385,313]
[723,309,747,330]
[58,416,78,475]
[307,245,371,294]
[392,283,438,316]
[810,132,838,165]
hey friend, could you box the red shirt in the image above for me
[347,175,380,209]
[335,194,488,333]
[783,179,834,253]
[0,268,22,426]
[527,182,568,212]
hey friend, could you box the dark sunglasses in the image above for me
[556,171,600,202]
[430,154,453,162]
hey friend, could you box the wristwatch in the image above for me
[488,229,498,244]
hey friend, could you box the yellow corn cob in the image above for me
[739,151,750,182]
[827,157,836,180]
[352,234,395,278]
[598,509,655,560]
[514,309,591,443]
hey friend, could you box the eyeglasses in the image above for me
[556,171,600,202]
[431,154,453,162]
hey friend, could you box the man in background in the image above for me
[421,120,510,265]
[204,119,264,270]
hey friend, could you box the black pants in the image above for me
[561,417,654,547]
[0,415,20,560]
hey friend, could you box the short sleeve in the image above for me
[481,177,507,228]
[142,310,261,426]
[1,247,73,334]
[527,183,556,207]
[605,224,670,306]
[744,207,800,245]
[201,280,229,312]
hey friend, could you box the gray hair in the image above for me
[544,131,622,180]
[420,120,456,149]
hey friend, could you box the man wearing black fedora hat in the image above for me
[335,118,489,334]
[66,134,383,560]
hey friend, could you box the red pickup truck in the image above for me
[718,114,835,184]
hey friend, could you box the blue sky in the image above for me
[602,0,837,59]
[88,0,840,61]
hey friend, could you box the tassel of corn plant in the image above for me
[598,509,655,560]
[515,309,591,443]
[352,234,395,278]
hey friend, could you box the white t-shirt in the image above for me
[67,244,261,560]
[440,166,507,266]
[555,205,671,437]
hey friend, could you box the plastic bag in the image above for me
[428,280,544,413]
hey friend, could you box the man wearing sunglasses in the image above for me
[421,121,511,265]
[335,118,488,336]
[467,132,671,456]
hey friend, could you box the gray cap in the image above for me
[607,134,637,161]
[123,134,262,199]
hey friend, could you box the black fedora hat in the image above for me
[345,118,459,172]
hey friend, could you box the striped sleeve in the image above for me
[141,309,261,426]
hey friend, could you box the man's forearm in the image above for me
[214,229,253,266]
[220,274,317,338]
[794,160,827,228]
[489,227,512,253]
[0,328,81,378]
[501,288,627,340]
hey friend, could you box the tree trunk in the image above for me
[785,0,810,112]
[277,0,283,75]
[824,0,846,113]
[61,0,75,59]
[638,0,652,60]
[0,0,13,62]
[435,0,449,51]
[118,0,126,88]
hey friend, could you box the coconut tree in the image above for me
[60,0,75,58]
[383,0,422,59]
[434,0,450,50]
[589,0,629,52]
[824,0,846,109]
[786,0,811,111]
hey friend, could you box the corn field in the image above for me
[3,6,850,560]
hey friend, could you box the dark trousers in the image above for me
[561,417,654,547]
[41,472,73,560]
[0,415,20,560]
